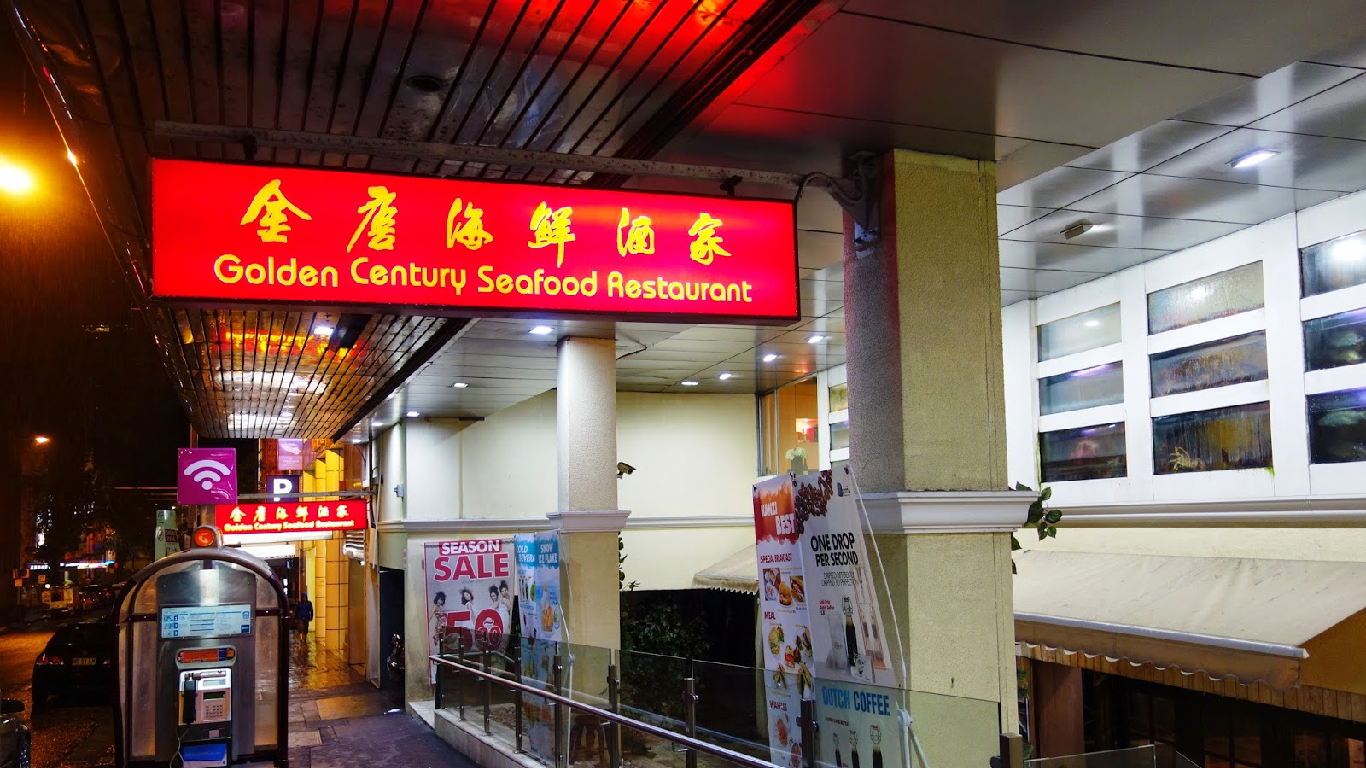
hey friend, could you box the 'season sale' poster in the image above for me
[424,538,516,682]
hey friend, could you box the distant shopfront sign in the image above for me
[151,159,798,323]
[276,439,305,471]
[214,500,365,536]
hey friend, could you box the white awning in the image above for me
[692,545,758,593]
[1014,550,1366,689]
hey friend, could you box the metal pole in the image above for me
[607,662,622,768]
[684,678,699,768]
[483,649,493,735]
[514,641,525,754]
[428,654,778,768]
[800,699,818,768]
[553,649,565,768]
[434,661,444,711]
[456,633,466,720]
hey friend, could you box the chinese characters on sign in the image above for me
[213,500,365,535]
[152,159,798,322]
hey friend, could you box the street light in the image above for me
[0,160,34,195]
[33,436,50,445]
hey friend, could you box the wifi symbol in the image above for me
[184,459,232,491]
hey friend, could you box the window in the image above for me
[828,382,849,413]
[759,378,819,475]
[1153,402,1272,474]
[1304,308,1366,371]
[1039,362,1124,416]
[1148,263,1264,334]
[1125,690,1177,748]
[1038,304,1121,361]
[1202,701,1264,768]
[829,420,850,452]
[1150,332,1268,398]
[1307,389,1366,465]
[1302,230,1366,297]
[1039,423,1127,482]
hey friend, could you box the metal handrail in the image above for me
[429,654,783,768]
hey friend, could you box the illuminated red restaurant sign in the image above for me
[214,500,365,535]
[152,159,798,322]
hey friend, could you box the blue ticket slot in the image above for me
[180,742,228,768]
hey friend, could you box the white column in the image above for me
[553,336,629,651]
[557,337,619,512]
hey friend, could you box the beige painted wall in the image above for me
[1020,525,1366,563]
[382,390,757,527]
[620,526,755,591]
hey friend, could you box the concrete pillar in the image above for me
[845,150,1033,768]
[551,337,629,651]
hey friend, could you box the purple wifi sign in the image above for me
[177,447,238,505]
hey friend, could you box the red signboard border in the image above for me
[149,157,803,327]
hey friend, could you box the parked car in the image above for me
[0,690,29,768]
[32,622,115,708]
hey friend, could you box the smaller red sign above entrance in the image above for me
[214,501,365,535]
[152,159,799,323]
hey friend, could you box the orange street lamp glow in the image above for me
[66,150,78,166]
[0,163,33,195]
[34,436,50,445]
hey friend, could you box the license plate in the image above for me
[73,657,96,667]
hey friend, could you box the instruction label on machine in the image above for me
[160,604,253,639]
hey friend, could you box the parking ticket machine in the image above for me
[114,527,289,768]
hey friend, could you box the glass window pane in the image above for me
[1038,304,1121,361]
[1153,696,1177,743]
[1039,362,1125,415]
[1148,263,1265,334]
[1150,332,1269,397]
[1305,308,1366,371]
[1039,423,1127,482]
[829,382,849,413]
[1235,714,1263,766]
[760,379,820,475]
[1303,231,1366,297]
[1128,691,1151,738]
[1297,729,1329,768]
[1307,389,1366,465]
[1206,705,1232,758]
[1153,402,1273,474]
[830,420,850,451]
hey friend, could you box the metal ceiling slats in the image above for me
[179,0,225,157]
[347,0,427,169]
[312,0,390,167]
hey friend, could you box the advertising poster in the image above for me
[424,538,516,682]
[796,467,895,687]
[755,475,812,768]
[515,531,563,642]
[813,680,906,768]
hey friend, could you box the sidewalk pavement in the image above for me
[288,631,478,768]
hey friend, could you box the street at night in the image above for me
[0,621,113,768]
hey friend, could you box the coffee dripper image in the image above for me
[870,725,883,768]
[843,596,860,673]
[849,727,860,768]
